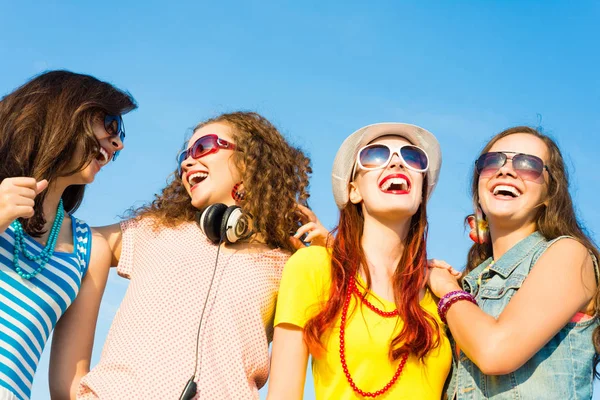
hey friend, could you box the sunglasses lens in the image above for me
[359,145,391,169]
[104,116,118,135]
[400,145,428,171]
[513,154,544,180]
[177,150,187,166]
[191,136,217,159]
[476,152,505,176]
[103,115,124,161]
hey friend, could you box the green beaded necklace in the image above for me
[10,199,65,280]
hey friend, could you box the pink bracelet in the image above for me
[437,290,465,310]
[437,291,463,320]
[437,291,477,324]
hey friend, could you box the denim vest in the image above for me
[448,231,599,400]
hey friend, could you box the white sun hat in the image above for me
[331,122,442,209]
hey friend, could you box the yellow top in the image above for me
[275,246,452,400]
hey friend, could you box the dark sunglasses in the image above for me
[354,143,429,177]
[104,115,125,161]
[177,134,237,174]
[475,152,550,181]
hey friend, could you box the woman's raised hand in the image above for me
[290,203,331,250]
[426,258,462,298]
[0,177,48,232]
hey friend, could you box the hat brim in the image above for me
[331,122,442,209]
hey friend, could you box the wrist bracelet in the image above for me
[437,291,477,324]
[437,290,464,309]
[437,290,466,313]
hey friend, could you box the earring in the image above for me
[467,207,489,244]
[231,182,245,203]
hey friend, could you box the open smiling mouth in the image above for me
[379,174,411,194]
[187,171,208,187]
[96,146,112,166]
[492,184,522,199]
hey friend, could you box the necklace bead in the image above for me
[339,276,408,397]
[351,280,400,317]
[10,199,65,280]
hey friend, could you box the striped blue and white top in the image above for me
[0,217,92,400]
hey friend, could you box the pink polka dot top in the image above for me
[77,217,289,399]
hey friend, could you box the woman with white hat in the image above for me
[267,123,452,399]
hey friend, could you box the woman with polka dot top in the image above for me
[77,112,319,399]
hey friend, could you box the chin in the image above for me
[73,175,95,185]
[384,200,420,215]
[483,203,521,220]
[78,167,98,184]
[369,206,417,220]
[190,194,210,210]
[485,206,535,224]
[190,198,205,210]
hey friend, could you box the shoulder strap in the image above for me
[73,218,93,277]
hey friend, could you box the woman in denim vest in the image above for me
[428,126,600,399]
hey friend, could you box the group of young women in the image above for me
[0,70,597,400]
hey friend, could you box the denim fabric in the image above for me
[448,232,599,400]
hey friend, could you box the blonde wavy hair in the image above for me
[129,111,312,253]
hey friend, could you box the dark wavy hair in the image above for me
[464,126,600,375]
[129,111,312,253]
[304,173,441,362]
[0,70,137,236]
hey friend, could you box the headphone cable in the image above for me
[179,235,225,400]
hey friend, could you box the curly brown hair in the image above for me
[129,111,312,253]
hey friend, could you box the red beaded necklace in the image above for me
[339,276,409,397]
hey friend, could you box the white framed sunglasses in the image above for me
[352,143,430,177]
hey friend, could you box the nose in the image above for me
[495,157,518,178]
[387,152,405,170]
[180,152,195,176]
[109,135,124,151]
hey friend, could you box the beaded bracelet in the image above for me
[437,291,477,324]
[437,291,461,319]
[437,290,465,310]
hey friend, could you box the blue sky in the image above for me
[1,1,599,398]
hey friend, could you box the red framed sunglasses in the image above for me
[177,134,237,173]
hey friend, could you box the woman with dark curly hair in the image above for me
[0,70,136,400]
[77,112,317,399]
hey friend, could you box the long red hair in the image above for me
[304,175,441,361]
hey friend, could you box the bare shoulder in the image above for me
[91,226,109,244]
[541,237,593,268]
[89,228,112,264]
[93,223,122,240]
[534,237,596,294]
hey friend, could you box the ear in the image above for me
[542,190,550,206]
[232,181,245,203]
[538,184,549,208]
[348,182,363,204]
[228,157,244,183]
